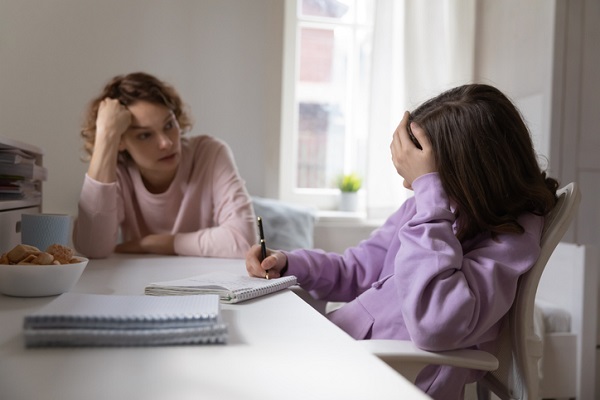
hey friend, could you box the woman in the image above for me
[246,84,558,399]
[74,72,256,259]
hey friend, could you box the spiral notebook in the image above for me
[145,271,297,304]
[23,292,227,347]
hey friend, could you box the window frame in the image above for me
[279,0,374,210]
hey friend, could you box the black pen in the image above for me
[257,216,269,279]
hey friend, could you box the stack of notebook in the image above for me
[23,292,227,347]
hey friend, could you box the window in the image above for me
[280,0,375,211]
[280,1,475,218]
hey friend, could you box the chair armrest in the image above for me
[360,339,499,373]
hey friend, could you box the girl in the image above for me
[246,84,558,399]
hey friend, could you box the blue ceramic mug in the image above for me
[20,213,72,252]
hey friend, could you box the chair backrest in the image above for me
[480,182,581,400]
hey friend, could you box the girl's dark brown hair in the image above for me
[410,83,559,241]
[80,72,193,158]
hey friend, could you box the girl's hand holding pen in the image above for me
[245,245,288,280]
[390,111,436,190]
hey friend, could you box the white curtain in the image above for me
[365,0,476,219]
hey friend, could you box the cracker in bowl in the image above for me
[1,243,78,265]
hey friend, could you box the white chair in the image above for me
[360,182,581,400]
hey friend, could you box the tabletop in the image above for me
[0,254,430,400]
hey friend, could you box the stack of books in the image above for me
[23,292,228,347]
[0,147,46,201]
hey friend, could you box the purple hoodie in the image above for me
[285,172,543,399]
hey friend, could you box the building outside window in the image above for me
[280,0,375,211]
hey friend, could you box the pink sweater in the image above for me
[73,135,256,259]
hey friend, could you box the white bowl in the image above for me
[0,257,88,297]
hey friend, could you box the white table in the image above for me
[0,254,429,399]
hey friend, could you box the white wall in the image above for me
[474,0,555,168]
[551,0,600,247]
[0,0,283,216]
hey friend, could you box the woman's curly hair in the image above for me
[80,72,193,159]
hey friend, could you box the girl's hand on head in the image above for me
[390,111,436,188]
[245,244,288,279]
[95,98,132,144]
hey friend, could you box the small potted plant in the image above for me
[337,173,362,212]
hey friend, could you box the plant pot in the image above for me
[339,192,359,212]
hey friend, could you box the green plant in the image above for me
[337,173,362,192]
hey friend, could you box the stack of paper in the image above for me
[0,147,45,201]
[23,292,227,347]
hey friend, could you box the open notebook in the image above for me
[23,292,227,347]
[145,271,297,304]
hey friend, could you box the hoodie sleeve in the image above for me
[285,205,405,302]
[394,173,543,350]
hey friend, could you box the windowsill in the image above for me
[316,210,384,227]
[313,210,385,252]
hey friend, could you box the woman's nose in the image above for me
[157,133,172,149]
